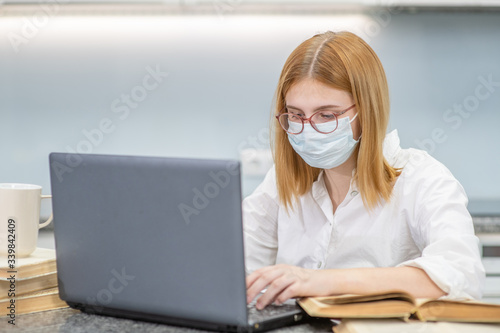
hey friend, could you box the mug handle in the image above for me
[39,195,54,229]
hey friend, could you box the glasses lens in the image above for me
[279,113,303,134]
[311,111,338,134]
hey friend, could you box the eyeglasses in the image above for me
[276,104,356,135]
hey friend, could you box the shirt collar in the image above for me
[312,170,328,202]
[383,129,402,166]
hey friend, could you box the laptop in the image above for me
[49,153,307,332]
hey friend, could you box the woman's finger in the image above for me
[246,266,284,304]
[255,274,294,310]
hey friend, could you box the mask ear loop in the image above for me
[348,112,362,141]
[349,112,359,123]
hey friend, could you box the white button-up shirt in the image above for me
[243,130,485,300]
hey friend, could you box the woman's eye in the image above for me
[320,113,335,120]
[288,112,304,118]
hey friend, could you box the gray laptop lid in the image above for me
[49,153,248,327]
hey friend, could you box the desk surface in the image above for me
[2,308,334,333]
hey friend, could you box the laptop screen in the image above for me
[50,153,248,327]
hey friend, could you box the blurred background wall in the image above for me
[1,3,499,218]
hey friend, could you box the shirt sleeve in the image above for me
[242,167,280,274]
[396,151,486,300]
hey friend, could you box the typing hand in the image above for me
[246,264,315,310]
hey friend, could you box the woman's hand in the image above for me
[246,264,323,310]
[246,265,446,310]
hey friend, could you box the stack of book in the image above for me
[298,290,500,333]
[0,247,68,317]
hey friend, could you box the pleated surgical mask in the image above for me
[287,113,359,169]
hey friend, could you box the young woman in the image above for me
[244,31,485,310]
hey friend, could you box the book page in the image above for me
[417,300,500,322]
[0,248,55,268]
[0,248,56,279]
[334,319,500,333]
[435,322,500,333]
[334,319,441,333]
[314,290,416,306]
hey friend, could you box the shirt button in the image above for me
[317,262,322,269]
[351,190,358,197]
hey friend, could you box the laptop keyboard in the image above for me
[247,296,301,323]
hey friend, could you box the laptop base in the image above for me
[67,301,308,333]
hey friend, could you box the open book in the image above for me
[297,290,500,323]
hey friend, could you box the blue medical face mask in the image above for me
[287,113,359,169]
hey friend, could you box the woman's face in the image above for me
[284,78,361,140]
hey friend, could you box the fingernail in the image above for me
[256,302,262,310]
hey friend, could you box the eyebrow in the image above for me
[285,104,342,112]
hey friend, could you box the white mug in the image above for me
[0,183,53,258]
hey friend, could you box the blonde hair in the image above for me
[272,31,400,210]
